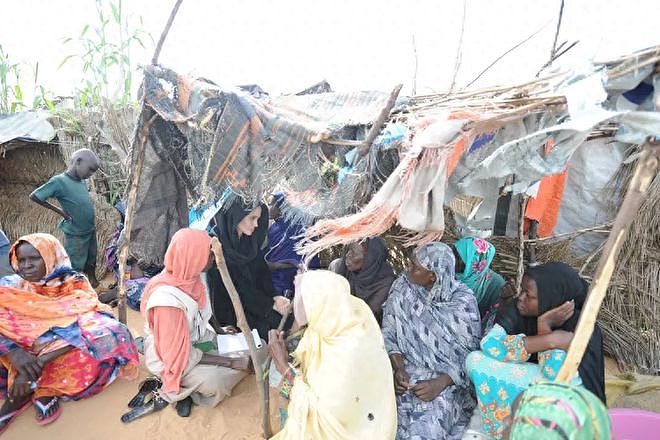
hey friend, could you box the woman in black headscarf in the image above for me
[466,262,605,439]
[515,262,605,401]
[207,198,290,339]
[329,237,396,322]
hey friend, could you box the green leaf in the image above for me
[13,84,22,100]
[110,2,120,23]
[134,35,145,49]
[58,54,76,69]
[62,37,73,44]
[80,90,88,108]
[80,24,90,37]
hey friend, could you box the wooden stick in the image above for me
[151,0,185,65]
[524,222,612,244]
[117,113,157,323]
[556,141,660,383]
[515,195,529,294]
[358,84,403,158]
[117,0,185,323]
[210,237,269,438]
[548,0,565,64]
[263,309,292,435]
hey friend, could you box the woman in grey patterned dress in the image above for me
[382,242,481,440]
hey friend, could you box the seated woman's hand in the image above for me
[412,374,452,402]
[273,296,291,315]
[393,366,411,395]
[538,300,575,334]
[217,325,240,335]
[268,329,289,374]
[550,329,574,351]
[8,374,33,401]
[7,348,41,382]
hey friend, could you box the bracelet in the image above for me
[280,366,296,399]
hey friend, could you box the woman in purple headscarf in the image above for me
[265,192,319,295]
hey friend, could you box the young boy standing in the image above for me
[30,148,101,287]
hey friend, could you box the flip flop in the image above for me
[175,396,193,418]
[120,394,168,424]
[34,396,61,426]
[0,400,32,435]
[128,376,162,408]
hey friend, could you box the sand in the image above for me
[4,308,262,440]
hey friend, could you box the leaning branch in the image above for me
[211,238,269,438]
[152,0,185,64]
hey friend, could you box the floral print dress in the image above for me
[465,324,581,439]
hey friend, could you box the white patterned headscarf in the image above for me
[414,242,463,302]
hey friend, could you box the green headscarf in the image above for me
[509,382,611,440]
[454,237,500,311]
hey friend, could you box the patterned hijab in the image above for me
[509,382,610,439]
[454,237,498,306]
[8,233,74,288]
[414,242,465,302]
[1,233,109,345]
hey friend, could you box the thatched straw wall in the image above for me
[0,143,119,279]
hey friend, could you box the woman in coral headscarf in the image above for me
[0,233,138,434]
[268,270,397,439]
[141,228,254,419]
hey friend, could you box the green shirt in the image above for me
[31,172,96,236]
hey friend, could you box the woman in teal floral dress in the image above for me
[465,262,605,439]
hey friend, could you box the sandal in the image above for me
[34,396,61,425]
[127,376,162,408]
[175,396,193,418]
[0,400,32,435]
[120,393,168,423]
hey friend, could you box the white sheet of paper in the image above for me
[216,329,262,355]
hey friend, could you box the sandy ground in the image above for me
[4,308,262,440]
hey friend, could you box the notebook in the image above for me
[216,329,262,355]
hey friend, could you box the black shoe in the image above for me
[121,394,168,423]
[128,376,162,408]
[175,396,193,418]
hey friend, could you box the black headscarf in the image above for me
[208,198,278,338]
[335,237,396,315]
[214,198,269,266]
[496,262,605,403]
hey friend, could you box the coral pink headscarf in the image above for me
[141,228,211,316]
[140,228,211,394]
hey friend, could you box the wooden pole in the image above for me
[116,0,185,323]
[211,237,269,438]
[515,195,529,294]
[556,141,660,382]
[116,114,157,323]
[358,84,403,158]
[151,0,185,65]
[263,308,292,435]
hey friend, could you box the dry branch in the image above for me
[211,237,269,438]
[151,0,185,64]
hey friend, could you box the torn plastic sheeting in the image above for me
[554,139,627,256]
[604,64,655,92]
[614,111,660,144]
[457,107,621,193]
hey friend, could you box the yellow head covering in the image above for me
[272,270,397,439]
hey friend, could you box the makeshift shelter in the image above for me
[0,111,121,279]
[123,46,660,375]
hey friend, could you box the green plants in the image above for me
[0,45,54,114]
[60,0,152,108]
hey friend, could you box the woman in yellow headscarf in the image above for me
[268,270,396,439]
